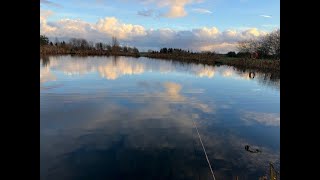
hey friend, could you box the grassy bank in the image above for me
[215,56,280,71]
[142,53,279,72]
[142,52,218,65]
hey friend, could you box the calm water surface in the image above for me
[40,55,280,180]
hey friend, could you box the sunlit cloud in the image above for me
[138,0,203,18]
[40,14,267,53]
[40,10,57,33]
[242,28,266,37]
[96,17,147,39]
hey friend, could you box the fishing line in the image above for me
[192,118,216,180]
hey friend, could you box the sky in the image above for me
[40,0,280,53]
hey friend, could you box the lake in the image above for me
[40,55,280,180]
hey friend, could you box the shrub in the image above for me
[226,51,237,57]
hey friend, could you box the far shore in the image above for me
[142,53,279,72]
[41,49,279,73]
[40,34,280,73]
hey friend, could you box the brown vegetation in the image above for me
[143,47,279,72]
[143,48,218,66]
[215,57,280,71]
[40,35,140,57]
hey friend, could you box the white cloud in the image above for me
[260,15,272,18]
[198,43,236,53]
[192,8,212,14]
[241,28,266,37]
[193,27,219,38]
[40,14,268,53]
[96,17,147,39]
[40,10,57,33]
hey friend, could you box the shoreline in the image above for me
[142,53,279,72]
[40,51,280,73]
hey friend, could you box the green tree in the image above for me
[40,35,49,46]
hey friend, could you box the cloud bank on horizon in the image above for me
[40,0,279,53]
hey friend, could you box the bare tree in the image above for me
[95,42,103,50]
[53,37,58,46]
[80,39,89,49]
[265,29,280,59]
[237,29,280,60]
[88,41,94,49]
[123,45,128,52]
[111,36,119,47]
[106,44,112,51]
[237,39,260,53]
[69,38,81,48]
[111,36,120,53]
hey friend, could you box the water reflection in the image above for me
[40,56,280,90]
[41,56,280,180]
[41,56,50,67]
[241,111,280,126]
[40,66,56,83]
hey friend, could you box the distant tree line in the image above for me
[235,29,280,60]
[225,51,255,58]
[150,47,216,56]
[40,35,139,56]
[144,47,218,65]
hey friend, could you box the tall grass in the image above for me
[142,53,279,72]
[215,56,280,71]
